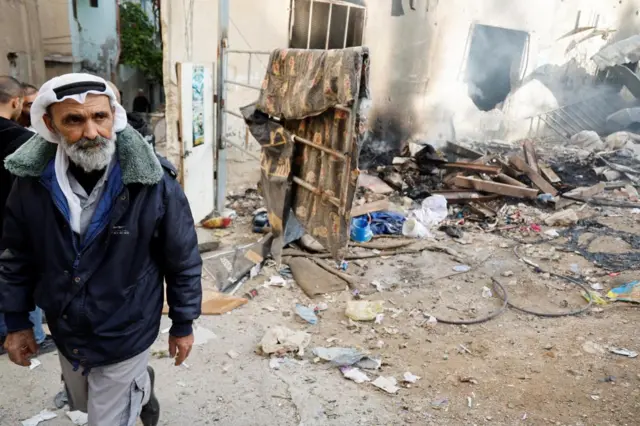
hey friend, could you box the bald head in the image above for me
[0,76,24,120]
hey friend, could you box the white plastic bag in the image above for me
[403,195,448,238]
[402,218,428,238]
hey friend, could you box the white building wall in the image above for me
[161,0,640,215]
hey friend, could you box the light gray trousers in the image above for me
[59,351,151,426]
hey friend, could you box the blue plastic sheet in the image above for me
[354,212,406,236]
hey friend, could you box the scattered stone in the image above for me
[502,271,514,277]
[431,398,449,410]
[453,264,471,272]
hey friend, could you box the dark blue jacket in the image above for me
[0,126,202,368]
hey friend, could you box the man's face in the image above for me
[44,94,117,172]
[44,94,115,143]
[21,91,37,122]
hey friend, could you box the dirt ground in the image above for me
[1,155,639,425]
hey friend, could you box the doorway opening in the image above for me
[464,24,529,111]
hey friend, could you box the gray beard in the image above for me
[60,134,116,173]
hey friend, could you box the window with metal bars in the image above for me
[289,0,366,50]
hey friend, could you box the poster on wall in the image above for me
[192,65,205,147]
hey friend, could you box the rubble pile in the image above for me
[355,135,640,224]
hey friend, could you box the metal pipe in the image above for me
[223,109,244,119]
[288,0,296,44]
[293,135,347,160]
[247,54,252,85]
[307,0,314,49]
[215,0,230,214]
[223,138,261,161]
[292,176,341,208]
[325,1,333,49]
[343,6,350,48]
[224,79,262,91]
[225,49,271,55]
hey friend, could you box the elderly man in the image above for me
[0,73,202,426]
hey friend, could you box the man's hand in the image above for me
[168,334,194,366]
[4,329,38,367]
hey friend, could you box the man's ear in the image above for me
[11,97,22,111]
[43,114,56,133]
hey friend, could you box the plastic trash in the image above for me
[252,210,269,233]
[402,218,429,238]
[537,193,554,203]
[350,216,373,243]
[340,366,371,383]
[403,372,421,383]
[414,195,448,227]
[372,376,400,394]
[260,326,311,356]
[609,347,638,358]
[607,280,640,303]
[21,410,57,426]
[365,211,406,235]
[355,356,382,370]
[425,316,438,328]
[403,195,448,238]
[582,291,608,305]
[313,347,366,366]
[545,229,560,238]
[481,286,493,298]
[66,411,89,426]
[54,389,69,409]
[345,300,385,321]
[295,304,318,325]
[264,276,288,287]
[201,216,232,229]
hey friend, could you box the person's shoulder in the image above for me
[156,155,178,180]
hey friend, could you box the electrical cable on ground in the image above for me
[434,277,509,325]
[489,245,593,318]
